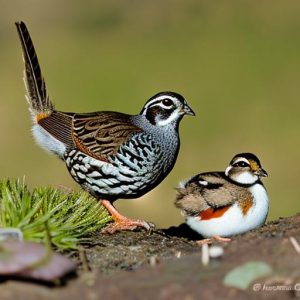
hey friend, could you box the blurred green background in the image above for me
[0,0,299,227]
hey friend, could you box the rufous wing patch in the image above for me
[199,206,230,220]
[73,135,109,162]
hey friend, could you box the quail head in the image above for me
[16,21,195,234]
[175,153,269,244]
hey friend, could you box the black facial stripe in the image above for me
[233,161,250,168]
[149,103,174,111]
[145,106,175,125]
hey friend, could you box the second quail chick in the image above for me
[175,153,269,244]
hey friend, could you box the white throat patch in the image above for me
[156,110,179,127]
[234,172,258,185]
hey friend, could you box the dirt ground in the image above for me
[1,214,300,300]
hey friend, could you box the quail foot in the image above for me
[175,153,269,244]
[15,21,195,234]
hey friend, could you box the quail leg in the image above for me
[197,235,231,245]
[101,200,155,234]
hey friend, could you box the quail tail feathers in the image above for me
[15,21,54,117]
[16,21,74,158]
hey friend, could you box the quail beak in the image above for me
[182,104,196,116]
[255,168,268,177]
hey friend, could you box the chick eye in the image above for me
[233,161,249,168]
[162,99,173,107]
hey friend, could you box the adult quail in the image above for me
[15,21,195,233]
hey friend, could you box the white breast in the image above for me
[186,183,269,238]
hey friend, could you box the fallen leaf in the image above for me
[223,261,273,290]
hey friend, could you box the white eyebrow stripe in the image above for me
[233,157,250,165]
[143,95,178,109]
[148,102,173,110]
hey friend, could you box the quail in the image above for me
[175,153,269,244]
[15,21,195,233]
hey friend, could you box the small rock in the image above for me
[149,256,159,267]
[0,228,23,241]
[175,251,181,258]
[209,246,224,258]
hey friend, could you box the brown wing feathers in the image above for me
[37,111,142,158]
[38,112,75,148]
[175,172,254,218]
[175,173,236,215]
[72,112,142,158]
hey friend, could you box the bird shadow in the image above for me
[159,223,202,241]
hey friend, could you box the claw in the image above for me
[101,218,155,234]
[100,199,155,234]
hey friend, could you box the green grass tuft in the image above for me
[0,179,112,250]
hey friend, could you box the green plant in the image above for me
[0,179,112,250]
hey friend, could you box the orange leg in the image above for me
[197,235,231,245]
[101,200,155,234]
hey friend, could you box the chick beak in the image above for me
[255,168,268,177]
[182,103,195,116]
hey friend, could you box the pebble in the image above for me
[208,246,224,258]
[0,228,23,241]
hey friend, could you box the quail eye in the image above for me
[162,99,173,107]
[233,161,249,168]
